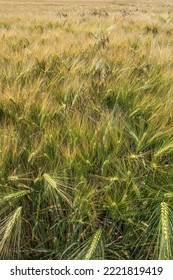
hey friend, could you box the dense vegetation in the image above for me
[0,0,173,259]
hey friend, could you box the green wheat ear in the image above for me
[0,190,31,206]
[43,173,73,208]
[0,207,22,259]
[157,202,173,260]
[161,202,168,242]
[85,228,102,260]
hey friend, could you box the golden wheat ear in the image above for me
[0,207,22,259]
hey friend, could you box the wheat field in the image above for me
[0,0,173,259]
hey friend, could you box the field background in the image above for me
[0,0,173,260]
[0,0,172,17]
